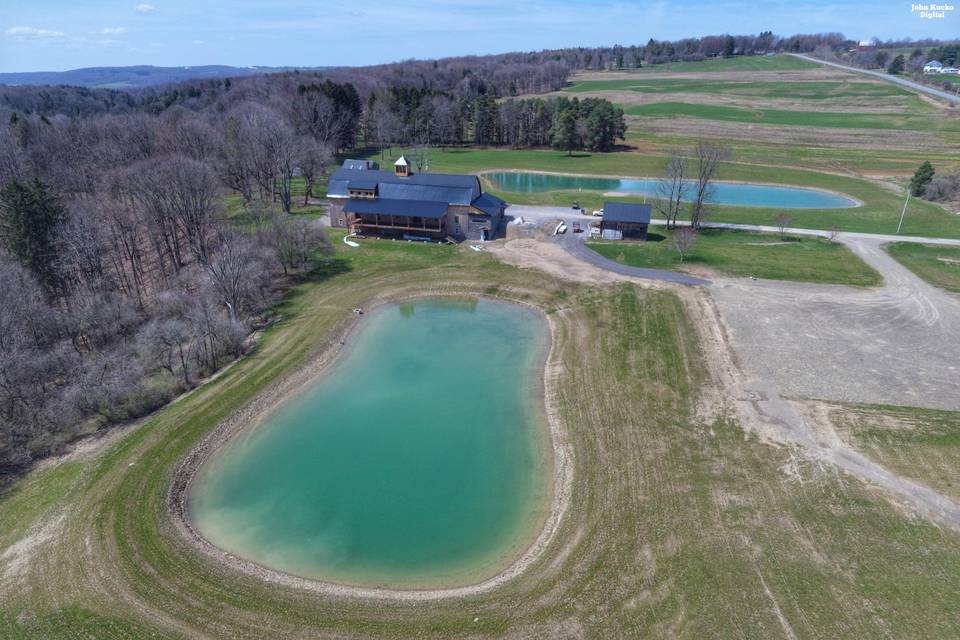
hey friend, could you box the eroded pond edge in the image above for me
[167,288,573,601]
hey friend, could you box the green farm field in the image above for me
[587,229,882,285]
[4,236,960,638]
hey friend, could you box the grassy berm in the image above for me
[1,235,959,638]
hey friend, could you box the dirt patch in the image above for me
[489,238,663,287]
[0,512,65,582]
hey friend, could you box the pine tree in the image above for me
[550,104,579,156]
[909,161,935,197]
[887,54,905,75]
[0,178,66,297]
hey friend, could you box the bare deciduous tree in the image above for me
[673,227,697,262]
[774,213,793,240]
[656,153,690,230]
[204,232,273,322]
[690,141,730,230]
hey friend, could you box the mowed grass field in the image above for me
[887,242,960,293]
[3,235,960,637]
[587,229,882,285]
[567,77,913,100]
[625,54,821,73]
[623,101,960,133]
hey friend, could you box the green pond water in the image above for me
[189,298,551,588]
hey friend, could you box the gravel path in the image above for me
[790,53,960,106]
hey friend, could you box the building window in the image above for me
[338,218,344,225]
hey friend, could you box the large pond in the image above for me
[485,171,858,209]
[189,298,551,588]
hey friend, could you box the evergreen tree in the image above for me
[0,178,66,297]
[910,161,935,197]
[722,35,736,58]
[550,106,579,156]
[887,54,905,75]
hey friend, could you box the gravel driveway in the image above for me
[712,236,960,410]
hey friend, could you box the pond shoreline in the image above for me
[167,287,573,601]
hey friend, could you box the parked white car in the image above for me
[592,209,603,217]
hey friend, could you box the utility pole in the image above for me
[896,189,911,234]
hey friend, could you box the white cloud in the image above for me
[93,26,127,35]
[134,3,157,14]
[4,26,65,40]
[191,39,204,45]
[97,39,123,46]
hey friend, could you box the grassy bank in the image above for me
[2,235,960,637]
[587,229,882,285]
[887,242,960,293]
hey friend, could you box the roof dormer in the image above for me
[394,155,410,177]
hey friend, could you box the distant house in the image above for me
[600,202,652,240]
[327,157,507,242]
[856,40,876,52]
[941,67,960,75]
[924,60,944,74]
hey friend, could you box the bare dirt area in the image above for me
[710,237,960,411]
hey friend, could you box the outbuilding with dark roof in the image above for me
[600,202,652,240]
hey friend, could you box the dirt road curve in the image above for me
[790,53,960,106]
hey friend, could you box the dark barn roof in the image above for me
[603,202,652,224]
[343,198,449,219]
[329,168,481,205]
[342,159,379,171]
[472,192,507,216]
[327,160,508,216]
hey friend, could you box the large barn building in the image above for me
[327,158,507,242]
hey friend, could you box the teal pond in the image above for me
[189,298,552,588]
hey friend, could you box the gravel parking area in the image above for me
[712,236,960,410]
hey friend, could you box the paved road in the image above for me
[790,53,960,106]
[557,233,711,286]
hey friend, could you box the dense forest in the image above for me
[0,91,336,478]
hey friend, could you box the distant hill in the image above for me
[0,65,323,89]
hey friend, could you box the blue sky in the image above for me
[1,1,957,73]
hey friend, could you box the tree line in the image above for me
[365,92,625,152]
[0,90,337,480]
